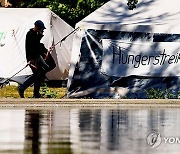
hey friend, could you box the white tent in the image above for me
[67,0,180,98]
[78,0,180,33]
[0,8,74,84]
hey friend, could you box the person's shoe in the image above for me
[17,86,24,98]
[33,93,41,98]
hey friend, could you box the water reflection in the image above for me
[0,108,180,154]
[24,111,41,154]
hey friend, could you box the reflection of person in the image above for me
[18,20,48,98]
[24,110,40,153]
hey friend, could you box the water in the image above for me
[0,108,180,154]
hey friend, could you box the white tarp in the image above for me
[77,0,180,33]
[0,8,74,83]
[67,0,180,98]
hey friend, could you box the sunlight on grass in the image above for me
[0,85,67,98]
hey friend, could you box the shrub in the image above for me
[145,88,179,99]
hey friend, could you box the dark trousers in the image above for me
[20,68,45,97]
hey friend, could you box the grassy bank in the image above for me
[0,85,67,98]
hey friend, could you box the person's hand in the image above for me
[30,60,35,64]
[28,60,37,69]
[49,46,55,52]
[27,60,36,66]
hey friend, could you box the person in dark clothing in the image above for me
[18,20,48,98]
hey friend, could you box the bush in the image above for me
[145,88,179,99]
[40,83,58,98]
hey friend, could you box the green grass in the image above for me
[0,85,67,98]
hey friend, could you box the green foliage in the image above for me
[40,83,58,98]
[145,88,179,99]
[9,0,109,27]
[8,0,140,26]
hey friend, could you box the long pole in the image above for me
[54,27,80,47]
[46,26,80,58]
[0,63,30,88]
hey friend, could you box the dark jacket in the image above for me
[25,28,47,62]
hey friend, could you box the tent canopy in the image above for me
[77,0,180,34]
[0,8,74,83]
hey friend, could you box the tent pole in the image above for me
[46,27,80,58]
[54,27,80,47]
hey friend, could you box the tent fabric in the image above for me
[67,0,180,98]
[0,8,74,83]
[77,0,180,34]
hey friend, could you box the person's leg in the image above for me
[18,75,35,98]
[33,71,45,98]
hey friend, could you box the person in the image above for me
[18,20,51,98]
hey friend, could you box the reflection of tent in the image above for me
[0,8,74,84]
[67,0,180,98]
